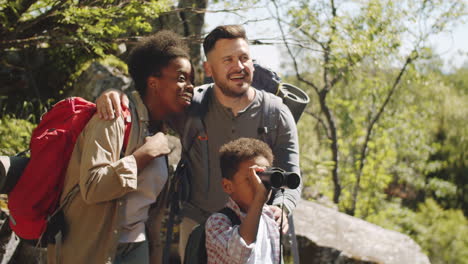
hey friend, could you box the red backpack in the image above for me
[7,97,130,242]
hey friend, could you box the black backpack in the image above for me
[183,207,241,264]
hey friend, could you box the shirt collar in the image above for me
[211,87,261,117]
[129,90,150,124]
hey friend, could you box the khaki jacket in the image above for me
[47,91,159,264]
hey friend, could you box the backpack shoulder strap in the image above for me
[218,207,241,226]
[181,84,211,153]
[121,108,132,153]
[166,85,212,264]
[183,221,207,264]
[181,84,212,193]
[259,90,282,148]
[181,208,239,264]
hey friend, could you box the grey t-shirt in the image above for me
[180,87,301,223]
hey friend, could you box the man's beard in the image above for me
[216,71,251,98]
[217,82,248,98]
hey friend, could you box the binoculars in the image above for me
[258,167,300,189]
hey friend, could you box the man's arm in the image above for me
[95,89,187,135]
[271,103,302,213]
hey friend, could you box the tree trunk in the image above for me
[178,0,208,84]
[319,90,341,204]
[156,0,208,85]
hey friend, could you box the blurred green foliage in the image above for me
[367,199,468,264]
[280,0,467,261]
[0,0,173,120]
[294,60,468,263]
[0,115,34,156]
[284,0,466,214]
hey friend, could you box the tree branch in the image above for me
[270,0,320,94]
[1,0,37,31]
[349,52,417,215]
[14,0,67,35]
[305,110,332,140]
[323,0,338,93]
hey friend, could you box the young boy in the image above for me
[205,137,281,264]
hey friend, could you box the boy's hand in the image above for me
[269,205,289,234]
[96,89,129,120]
[239,165,271,245]
[250,166,270,204]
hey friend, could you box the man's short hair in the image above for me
[203,25,248,56]
[219,138,274,180]
[128,30,190,98]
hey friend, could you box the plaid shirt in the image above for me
[205,198,280,264]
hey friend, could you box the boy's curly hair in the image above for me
[128,30,190,98]
[219,138,274,180]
